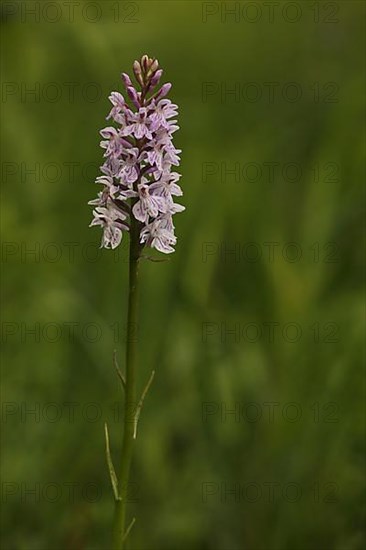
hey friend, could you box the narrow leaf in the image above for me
[133,370,155,439]
[113,349,126,391]
[122,517,136,543]
[104,422,120,501]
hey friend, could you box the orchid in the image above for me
[89,201,128,249]
[140,216,177,254]
[149,98,178,130]
[89,56,184,255]
[88,56,184,550]
[132,183,167,223]
[117,147,141,184]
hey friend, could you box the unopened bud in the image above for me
[150,59,159,73]
[156,82,172,99]
[141,54,149,72]
[146,59,159,80]
[133,60,142,75]
[121,72,133,89]
[127,86,140,108]
[148,69,163,91]
[133,61,144,87]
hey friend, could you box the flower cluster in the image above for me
[89,55,184,254]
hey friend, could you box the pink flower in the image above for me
[89,201,129,249]
[150,99,178,131]
[89,56,184,253]
[106,92,126,124]
[140,217,177,254]
[122,107,153,140]
[100,158,121,178]
[118,147,141,185]
[100,127,124,159]
[146,142,165,172]
[149,172,182,198]
[132,183,167,223]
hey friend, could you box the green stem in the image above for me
[112,217,141,550]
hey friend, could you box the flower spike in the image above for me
[89,55,184,254]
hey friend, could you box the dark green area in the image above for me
[1,1,365,549]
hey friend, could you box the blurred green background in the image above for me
[1,1,365,549]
